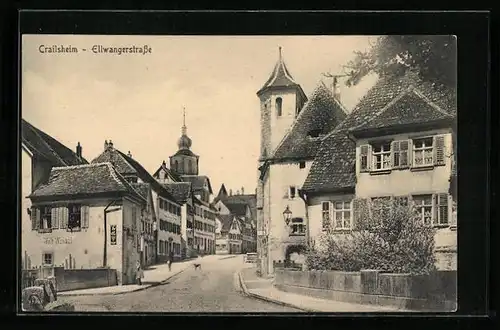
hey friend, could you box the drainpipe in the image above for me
[103,198,121,268]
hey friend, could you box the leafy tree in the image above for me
[343,36,457,89]
[305,198,437,274]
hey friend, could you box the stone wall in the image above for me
[274,269,457,311]
[54,267,118,292]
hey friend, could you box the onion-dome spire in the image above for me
[177,107,192,150]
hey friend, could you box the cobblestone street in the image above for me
[58,256,299,312]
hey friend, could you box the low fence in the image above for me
[274,269,457,311]
[53,267,118,292]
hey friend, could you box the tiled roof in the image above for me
[303,70,457,193]
[270,82,347,161]
[225,203,248,217]
[162,182,192,204]
[29,162,145,202]
[216,184,228,200]
[91,147,177,201]
[218,214,234,232]
[350,87,454,132]
[22,119,88,166]
[91,148,136,175]
[257,49,300,95]
[180,175,213,194]
[215,194,257,219]
[130,182,150,201]
[152,163,183,182]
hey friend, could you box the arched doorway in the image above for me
[284,244,307,268]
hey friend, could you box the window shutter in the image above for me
[391,141,400,168]
[438,193,449,225]
[432,194,438,225]
[407,139,413,167]
[434,135,446,166]
[35,208,41,229]
[399,140,409,168]
[31,207,38,230]
[52,208,59,229]
[352,198,367,230]
[360,145,370,172]
[61,207,68,229]
[82,206,90,228]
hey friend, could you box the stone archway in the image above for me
[284,244,307,267]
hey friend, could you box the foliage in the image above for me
[306,198,437,274]
[343,36,457,89]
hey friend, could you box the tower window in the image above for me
[174,160,179,172]
[188,160,193,173]
[276,97,283,117]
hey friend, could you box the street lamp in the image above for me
[283,205,292,226]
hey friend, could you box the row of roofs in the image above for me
[22,120,215,209]
[258,68,456,194]
[214,183,257,236]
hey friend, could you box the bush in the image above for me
[306,198,437,274]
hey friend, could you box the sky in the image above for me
[22,35,378,197]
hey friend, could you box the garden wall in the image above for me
[53,267,118,292]
[274,269,457,311]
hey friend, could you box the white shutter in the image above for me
[407,139,413,168]
[391,141,400,168]
[51,208,59,229]
[360,145,370,172]
[399,140,410,168]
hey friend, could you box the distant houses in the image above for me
[21,116,247,288]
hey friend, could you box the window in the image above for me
[175,160,179,172]
[289,186,296,199]
[372,142,392,170]
[299,161,306,169]
[68,204,82,230]
[276,97,283,117]
[188,160,193,173]
[321,202,330,230]
[392,140,409,168]
[333,201,352,230]
[41,206,52,231]
[413,195,433,225]
[290,218,306,235]
[43,252,53,266]
[413,137,433,167]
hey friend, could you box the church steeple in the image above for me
[170,107,199,175]
[177,107,192,150]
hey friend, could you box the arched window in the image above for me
[276,97,282,117]
[188,159,193,173]
[174,160,179,172]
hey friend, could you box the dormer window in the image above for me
[276,97,283,117]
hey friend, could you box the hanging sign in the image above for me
[110,225,117,245]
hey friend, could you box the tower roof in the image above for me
[257,47,302,96]
[177,107,192,150]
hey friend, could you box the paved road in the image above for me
[58,255,299,312]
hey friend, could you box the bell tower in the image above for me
[256,47,308,161]
[169,108,199,175]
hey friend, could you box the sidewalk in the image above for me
[58,255,220,297]
[238,267,408,312]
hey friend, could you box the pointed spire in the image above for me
[182,107,187,135]
[278,46,282,60]
[257,46,300,95]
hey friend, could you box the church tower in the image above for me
[169,108,199,175]
[256,47,308,161]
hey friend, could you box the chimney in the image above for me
[127,151,132,158]
[241,187,244,195]
[76,142,82,158]
[162,160,166,167]
[105,140,114,151]
[333,76,341,101]
[229,189,233,196]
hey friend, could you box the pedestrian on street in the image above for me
[168,251,174,272]
[135,260,144,285]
